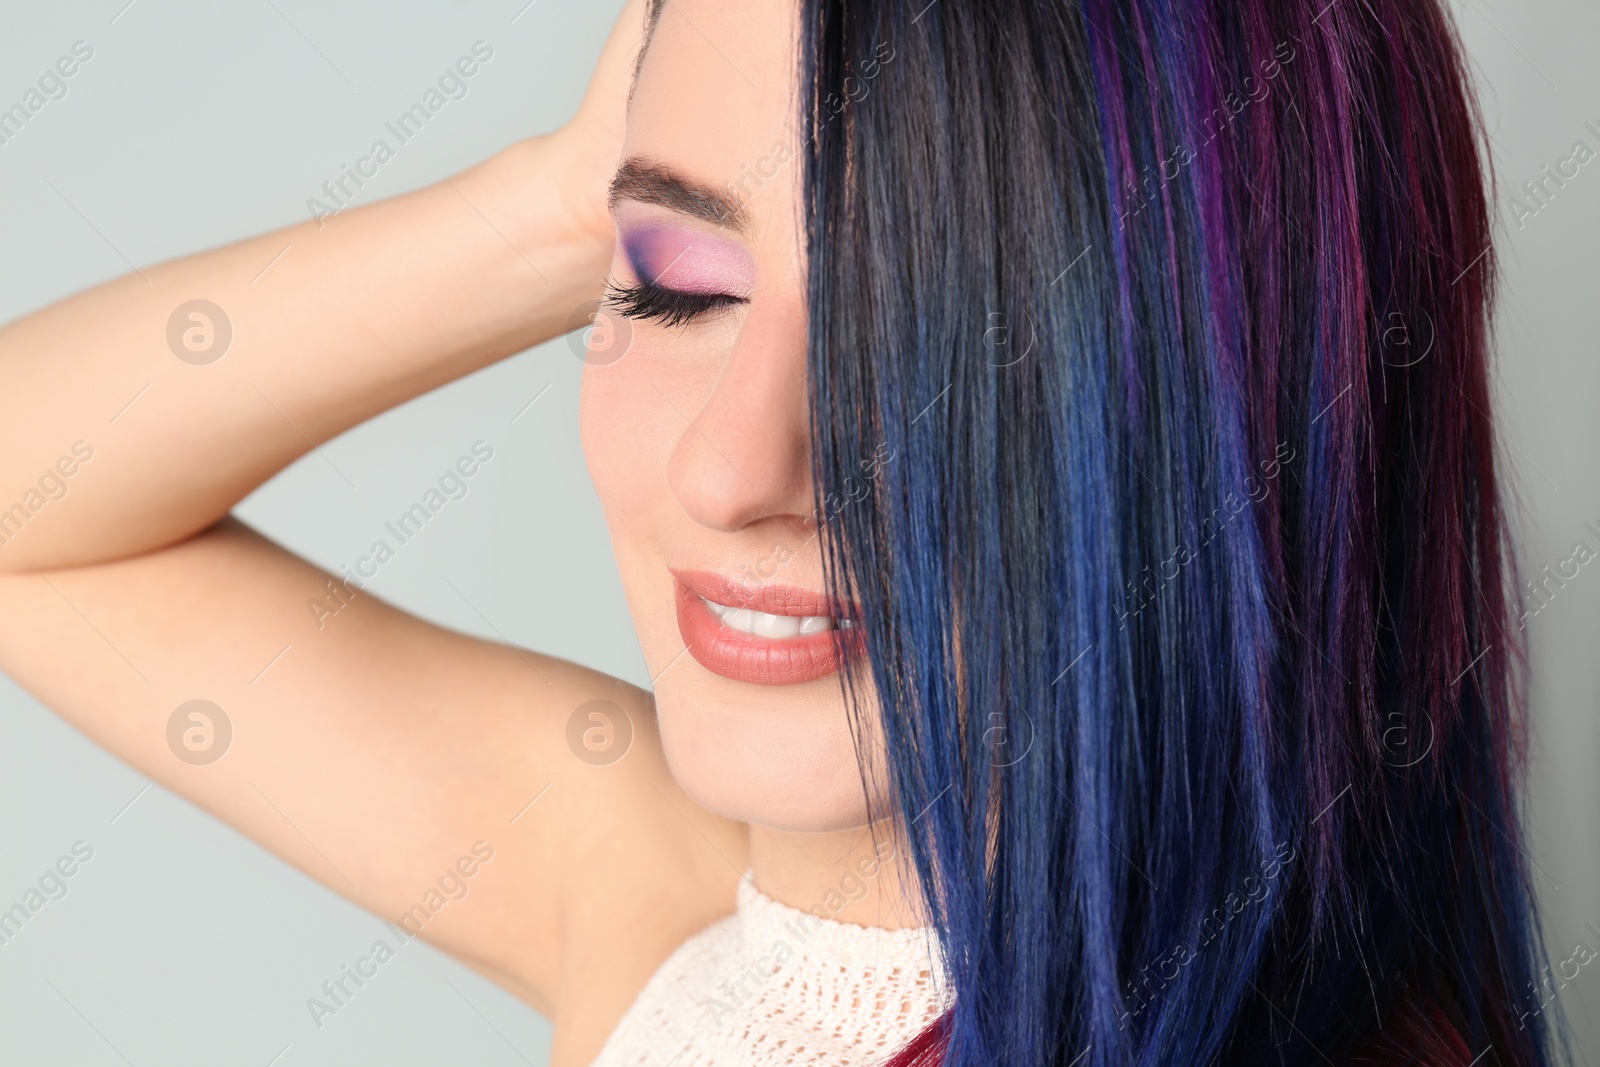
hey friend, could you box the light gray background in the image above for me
[0,1,1594,1064]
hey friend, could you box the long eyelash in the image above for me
[602,277,746,328]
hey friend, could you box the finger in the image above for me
[582,0,651,119]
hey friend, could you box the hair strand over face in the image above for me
[800,0,1561,1063]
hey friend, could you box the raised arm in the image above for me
[0,117,608,574]
[0,0,750,1036]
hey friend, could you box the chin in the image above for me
[652,675,875,832]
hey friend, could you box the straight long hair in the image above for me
[800,0,1560,1063]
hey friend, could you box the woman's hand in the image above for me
[0,1,649,576]
[544,0,650,255]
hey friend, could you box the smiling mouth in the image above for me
[697,595,855,638]
[670,569,860,686]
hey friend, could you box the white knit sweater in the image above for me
[589,873,951,1066]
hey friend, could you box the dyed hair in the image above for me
[800,0,1561,1064]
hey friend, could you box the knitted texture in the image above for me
[590,874,951,1066]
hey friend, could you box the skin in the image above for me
[0,1,921,1064]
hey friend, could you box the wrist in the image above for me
[454,134,618,344]
[538,122,624,257]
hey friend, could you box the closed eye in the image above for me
[602,277,748,328]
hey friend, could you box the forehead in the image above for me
[626,0,801,223]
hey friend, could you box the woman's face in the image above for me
[579,0,880,831]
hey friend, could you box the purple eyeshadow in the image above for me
[620,224,755,297]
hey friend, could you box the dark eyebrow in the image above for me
[608,156,751,235]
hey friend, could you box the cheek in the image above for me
[578,311,733,532]
[578,365,674,530]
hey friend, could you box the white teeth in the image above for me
[753,612,802,638]
[701,596,839,639]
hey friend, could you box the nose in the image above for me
[665,294,814,534]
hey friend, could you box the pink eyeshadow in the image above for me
[620,224,755,297]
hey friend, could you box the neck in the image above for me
[745,819,927,930]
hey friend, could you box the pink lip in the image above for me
[670,569,859,687]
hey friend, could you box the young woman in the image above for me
[0,0,1562,1064]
